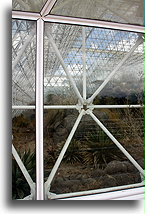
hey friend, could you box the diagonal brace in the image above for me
[12,28,35,71]
[47,33,84,104]
[87,110,144,176]
[45,109,85,198]
[87,36,143,104]
[12,144,35,196]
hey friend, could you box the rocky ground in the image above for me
[47,159,143,194]
[12,105,144,196]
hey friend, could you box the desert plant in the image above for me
[58,140,83,164]
[82,130,124,168]
[12,149,36,199]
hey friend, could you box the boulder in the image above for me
[104,160,127,174]
[122,161,138,173]
[113,172,141,186]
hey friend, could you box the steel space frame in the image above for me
[12,0,144,200]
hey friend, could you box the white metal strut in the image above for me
[45,110,85,198]
[36,18,44,200]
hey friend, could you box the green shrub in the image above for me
[82,130,124,168]
[58,140,83,165]
[12,149,35,199]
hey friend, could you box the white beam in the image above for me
[44,15,144,33]
[36,18,44,200]
[12,145,35,194]
[40,0,57,17]
[88,110,144,176]
[87,37,143,104]
[48,182,143,199]
[60,187,144,200]
[12,11,144,33]
[45,110,85,198]
[12,105,77,110]
[88,104,144,109]
[48,33,84,104]
[82,27,86,100]
[12,11,40,20]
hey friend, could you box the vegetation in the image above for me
[12,93,143,197]
[12,149,35,199]
[82,131,124,168]
[58,140,83,164]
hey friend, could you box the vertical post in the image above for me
[36,18,44,200]
[82,27,86,100]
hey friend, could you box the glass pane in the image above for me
[44,22,143,105]
[12,110,36,200]
[44,23,83,105]
[12,0,48,13]
[12,19,36,105]
[44,22,143,197]
[45,112,142,194]
[85,27,143,104]
[50,0,143,26]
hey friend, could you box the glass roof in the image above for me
[12,0,48,12]
[50,0,143,26]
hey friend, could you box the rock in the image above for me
[113,172,141,186]
[91,168,105,178]
[122,161,138,173]
[99,174,117,188]
[104,160,127,174]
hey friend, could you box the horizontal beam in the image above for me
[44,15,144,33]
[60,187,144,200]
[12,105,77,109]
[12,104,143,110]
[88,104,144,109]
[12,10,144,33]
[12,11,40,20]
[48,182,144,199]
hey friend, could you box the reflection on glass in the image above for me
[12,19,36,106]
[45,113,143,194]
[44,22,143,105]
[44,22,143,195]
[44,23,83,105]
[12,0,48,13]
[12,110,36,200]
[50,0,143,26]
